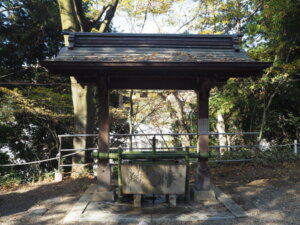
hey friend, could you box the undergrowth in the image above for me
[1,147,298,191]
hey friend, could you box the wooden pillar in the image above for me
[97,78,111,191]
[195,79,211,191]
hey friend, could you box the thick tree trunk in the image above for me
[58,0,95,175]
[70,77,95,175]
[57,0,119,176]
[58,0,80,42]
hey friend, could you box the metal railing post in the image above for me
[58,136,62,172]
[185,147,190,202]
[118,147,123,202]
[129,135,133,151]
[152,136,156,153]
[152,136,156,162]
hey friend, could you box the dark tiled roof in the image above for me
[41,32,271,88]
[55,47,254,63]
[52,32,253,63]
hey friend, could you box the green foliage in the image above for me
[0,0,73,181]
[0,152,10,175]
[246,0,300,64]
[253,148,298,166]
[41,171,55,180]
[214,149,254,161]
[117,0,180,32]
[0,174,22,188]
[208,0,300,145]
[0,0,62,70]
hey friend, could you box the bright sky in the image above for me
[113,0,199,34]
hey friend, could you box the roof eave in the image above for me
[41,60,272,75]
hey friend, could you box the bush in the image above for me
[0,174,22,190]
[254,148,298,165]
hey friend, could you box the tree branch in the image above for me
[175,14,199,33]
[72,0,89,31]
[99,0,119,32]
[90,5,108,27]
[0,5,23,13]
[285,32,299,63]
[258,70,283,142]
[242,1,263,23]
[140,0,150,33]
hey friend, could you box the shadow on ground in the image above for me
[0,177,95,216]
[0,161,299,225]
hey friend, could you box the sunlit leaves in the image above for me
[116,0,179,32]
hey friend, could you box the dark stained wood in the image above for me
[109,76,198,90]
[97,77,111,191]
[43,61,270,70]
[65,32,239,50]
[195,79,211,191]
[98,86,109,153]
[42,61,271,82]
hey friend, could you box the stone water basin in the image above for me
[121,163,187,195]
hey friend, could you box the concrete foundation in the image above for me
[169,194,177,207]
[54,172,63,182]
[92,189,115,201]
[193,188,216,201]
[64,184,247,223]
[134,195,142,207]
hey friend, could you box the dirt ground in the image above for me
[0,161,299,225]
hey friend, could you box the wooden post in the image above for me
[97,78,111,191]
[169,194,177,207]
[196,79,211,191]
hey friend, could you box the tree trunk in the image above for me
[128,90,134,151]
[216,112,227,155]
[57,0,119,176]
[172,92,191,147]
[258,81,281,143]
[99,0,119,32]
[58,0,95,176]
[70,77,95,175]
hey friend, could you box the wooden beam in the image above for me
[97,77,111,191]
[110,76,199,90]
[63,32,237,49]
[195,78,211,191]
[42,61,271,74]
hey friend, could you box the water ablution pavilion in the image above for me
[42,32,270,208]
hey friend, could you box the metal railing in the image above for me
[57,132,260,172]
[0,134,298,168]
[58,132,259,137]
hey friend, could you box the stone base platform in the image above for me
[193,188,216,201]
[63,183,247,224]
[92,190,114,201]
